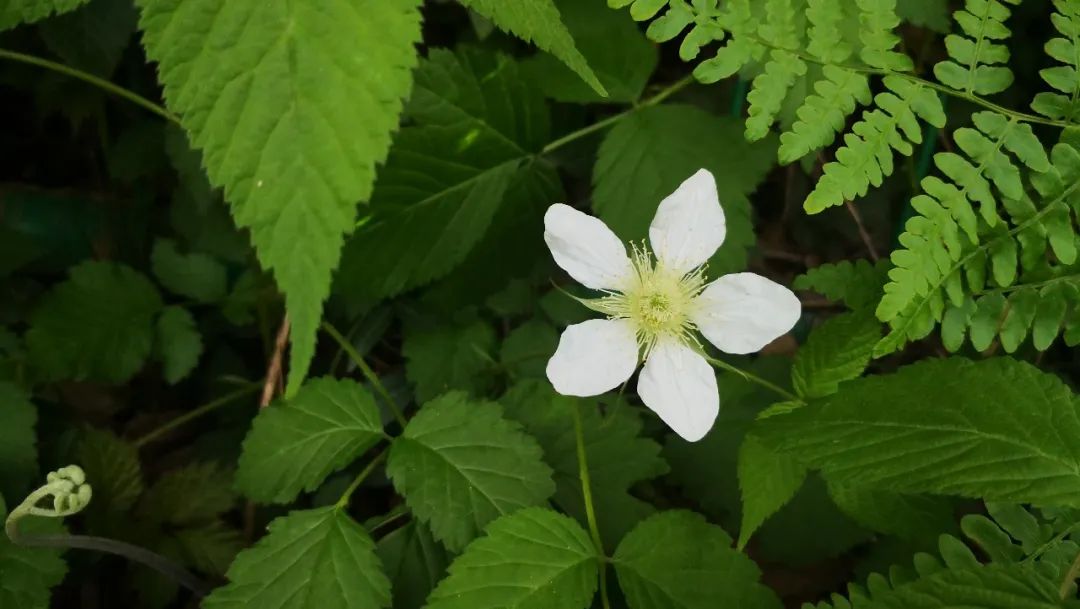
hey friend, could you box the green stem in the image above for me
[703,355,800,402]
[336,450,388,509]
[976,273,1080,296]
[1062,548,1080,599]
[133,384,261,448]
[541,75,695,155]
[321,321,408,428]
[0,49,179,124]
[571,404,611,609]
[766,44,1071,128]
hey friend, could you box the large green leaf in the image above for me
[27,261,162,384]
[335,50,547,310]
[386,392,555,552]
[402,313,497,403]
[154,305,203,384]
[0,0,88,30]
[377,522,449,609]
[791,309,881,399]
[422,507,598,609]
[502,380,667,546]
[756,357,1080,506]
[522,0,657,103]
[203,507,390,609]
[613,511,782,609]
[136,0,424,395]
[38,0,136,76]
[236,378,385,504]
[736,435,807,549]
[78,427,143,513]
[593,105,777,276]
[457,0,604,96]
[0,497,68,609]
[151,238,228,304]
[138,462,236,525]
[0,382,37,501]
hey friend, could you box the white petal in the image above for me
[544,204,633,291]
[637,337,718,442]
[546,318,639,397]
[649,169,726,275]
[691,273,802,354]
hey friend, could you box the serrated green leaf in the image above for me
[593,105,776,276]
[403,314,497,403]
[0,0,88,30]
[0,382,37,501]
[423,507,598,609]
[154,306,202,384]
[136,0,424,396]
[138,462,235,525]
[613,511,782,609]
[501,380,668,546]
[736,435,807,550]
[795,259,890,310]
[236,378,385,504]
[387,392,555,552]
[457,0,605,96]
[522,0,657,103]
[500,319,558,379]
[78,427,143,512]
[826,482,956,542]
[335,50,546,310]
[875,563,1066,608]
[151,238,228,304]
[792,309,881,399]
[38,0,135,77]
[756,357,1080,505]
[27,261,162,384]
[377,522,450,609]
[0,497,68,609]
[203,507,390,609]
[172,519,242,576]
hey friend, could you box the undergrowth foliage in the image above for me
[8,0,1080,608]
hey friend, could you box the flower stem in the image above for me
[0,48,179,124]
[133,383,261,448]
[571,404,611,609]
[336,450,388,509]
[540,74,695,155]
[702,355,800,402]
[321,321,408,428]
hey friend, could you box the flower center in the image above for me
[583,244,706,354]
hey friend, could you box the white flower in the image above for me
[543,169,801,442]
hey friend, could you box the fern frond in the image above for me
[933,0,1019,95]
[1032,0,1080,122]
[805,0,852,64]
[803,504,1080,609]
[746,51,808,141]
[877,138,1080,355]
[778,66,872,163]
[805,77,945,213]
[856,0,913,71]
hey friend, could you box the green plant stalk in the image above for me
[336,450,388,509]
[702,354,800,402]
[1061,549,1080,599]
[540,74,695,155]
[321,321,408,428]
[134,383,261,448]
[571,404,611,609]
[0,49,179,124]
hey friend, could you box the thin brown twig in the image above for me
[245,316,290,541]
[259,317,290,409]
[845,200,879,262]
